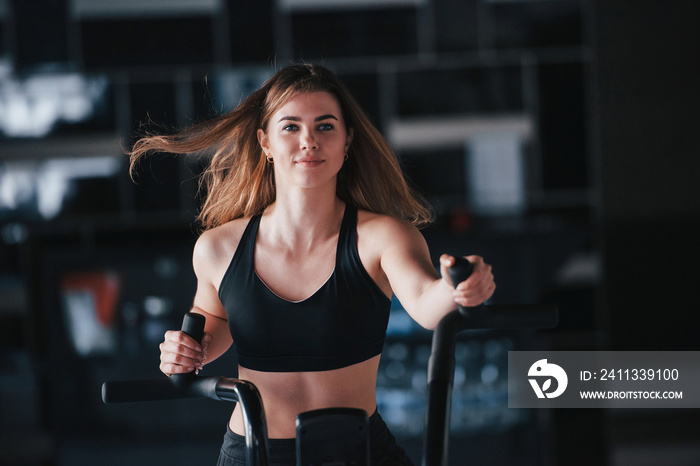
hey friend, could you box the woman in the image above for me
[130,64,495,465]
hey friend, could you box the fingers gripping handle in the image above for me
[170,312,206,387]
[448,256,487,323]
[448,256,473,289]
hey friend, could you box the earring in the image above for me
[343,153,349,161]
[266,154,274,163]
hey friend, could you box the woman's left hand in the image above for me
[439,254,495,307]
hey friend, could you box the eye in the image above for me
[282,124,299,132]
[318,122,335,131]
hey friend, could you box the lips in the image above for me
[295,158,325,166]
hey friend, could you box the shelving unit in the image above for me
[267,0,596,217]
[1,0,598,223]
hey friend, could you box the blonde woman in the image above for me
[131,64,495,465]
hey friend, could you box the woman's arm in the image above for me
[378,218,495,330]
[159,230,233,375]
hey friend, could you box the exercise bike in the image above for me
[102,258,558,465]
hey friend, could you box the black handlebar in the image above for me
[422,257,558,466]
[170,312,205,387]
[447,256,474,289]
[101,312,269,466]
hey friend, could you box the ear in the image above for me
[257,128,269,155]
[345,127,354,154]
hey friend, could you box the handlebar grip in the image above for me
[448,257,473,289]
[170,312,206,387]
[180,312,205,343]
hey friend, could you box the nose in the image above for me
[300,130,318,150]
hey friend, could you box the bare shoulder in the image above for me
[356,209,436,298]
[193,217,252,281]
[356,210,430,280]
[357,209,425,249]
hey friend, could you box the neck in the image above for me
[264,187,345,246]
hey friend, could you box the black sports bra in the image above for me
[217,206,391,372]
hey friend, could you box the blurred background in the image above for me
[0,0,698,464]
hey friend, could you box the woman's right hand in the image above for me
[159,330,212,376]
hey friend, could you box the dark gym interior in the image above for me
[1,0,699,464]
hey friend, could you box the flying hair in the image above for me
[128,63,434,230]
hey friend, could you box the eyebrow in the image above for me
[277,114,339,123]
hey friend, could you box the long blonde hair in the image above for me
[129,64,434,230]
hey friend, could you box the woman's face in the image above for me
[257,91,353,191]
